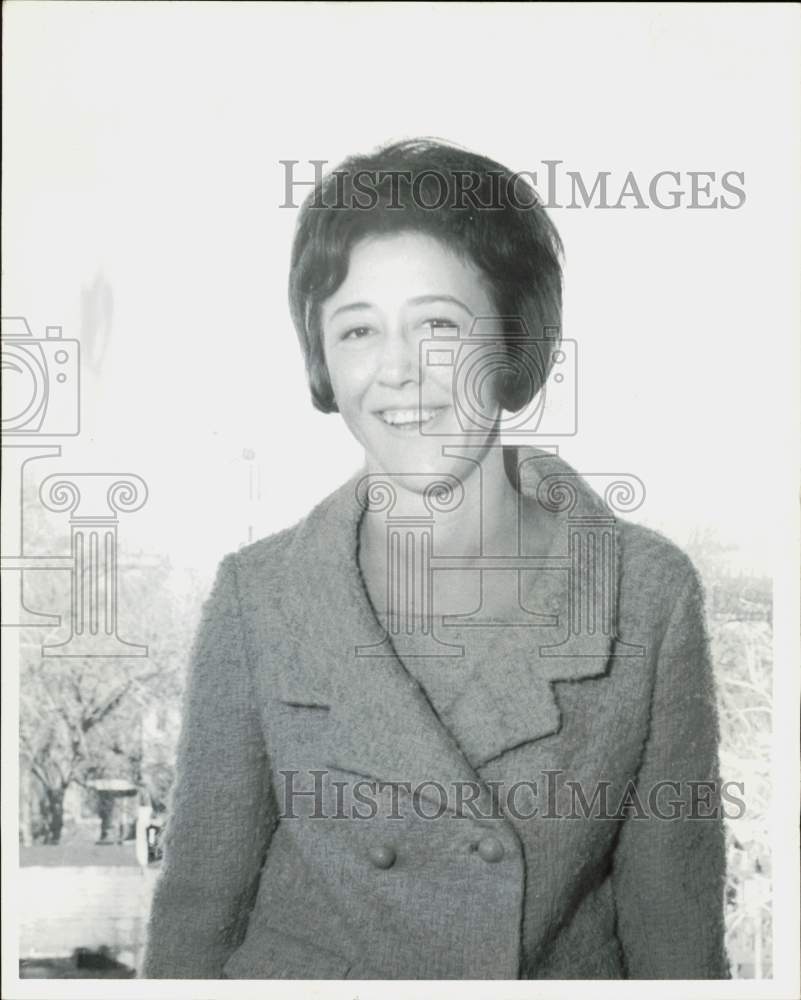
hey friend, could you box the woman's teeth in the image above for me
[379,407,443,428]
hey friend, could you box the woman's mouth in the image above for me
[376,407,448,432]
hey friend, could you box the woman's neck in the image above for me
[360,442,522,561]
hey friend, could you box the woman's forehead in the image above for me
[321,231,493,318]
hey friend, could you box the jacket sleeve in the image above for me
[611,565,731,979]
[141,553,277,978]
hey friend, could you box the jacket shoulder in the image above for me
[516,447,699,591]
[230,520,301,571]
[618,519,700,594]
[616,519,707,652]
[226,474,354,577]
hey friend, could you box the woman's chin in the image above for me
[357,407,504,488]
[364,438,484,490]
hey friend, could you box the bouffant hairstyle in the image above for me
[288,138,564,414]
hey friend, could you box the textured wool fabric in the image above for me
[392,618,555,770]
[142,447,730,980]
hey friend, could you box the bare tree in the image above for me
[18,495,204,844]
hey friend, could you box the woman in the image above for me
[142,139,730,980]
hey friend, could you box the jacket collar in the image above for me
[275,446,618,811]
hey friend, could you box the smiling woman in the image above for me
[142,138,730,981]
[321,232,500,475]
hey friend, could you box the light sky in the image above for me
[3,3,799,584]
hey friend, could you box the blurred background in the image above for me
[3,1,796,983]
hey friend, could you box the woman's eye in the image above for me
[341,326,373,341]
[425,318,459,332]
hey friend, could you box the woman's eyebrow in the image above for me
[329,301,373,320]
[329,294,473,321]
[407,294,473,313]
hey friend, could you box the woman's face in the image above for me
[320,231,502,487]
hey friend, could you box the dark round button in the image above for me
[477,836,505,863]
[368,845,396,869]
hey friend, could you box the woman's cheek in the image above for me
[335,350,379,408]
[329,369,375,447]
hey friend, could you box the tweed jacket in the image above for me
[142,447,730,980]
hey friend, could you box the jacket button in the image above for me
[368,845,397,869]
[477,836,505,863]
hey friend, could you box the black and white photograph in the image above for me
[2,3,799,998]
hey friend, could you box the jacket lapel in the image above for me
[274,448,632,809]
[276,468,495,815]
[435,449,620,768]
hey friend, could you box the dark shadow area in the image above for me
[20,946,136,979]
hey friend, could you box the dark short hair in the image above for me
[288,138,564,414]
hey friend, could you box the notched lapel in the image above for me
[422,449,639,769]
[439,536,615,768]
[276,474,497,816]
[272,449,638,803]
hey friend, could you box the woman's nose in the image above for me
[376,328,418,387]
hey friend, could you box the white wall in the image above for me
[3,3,799,581]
